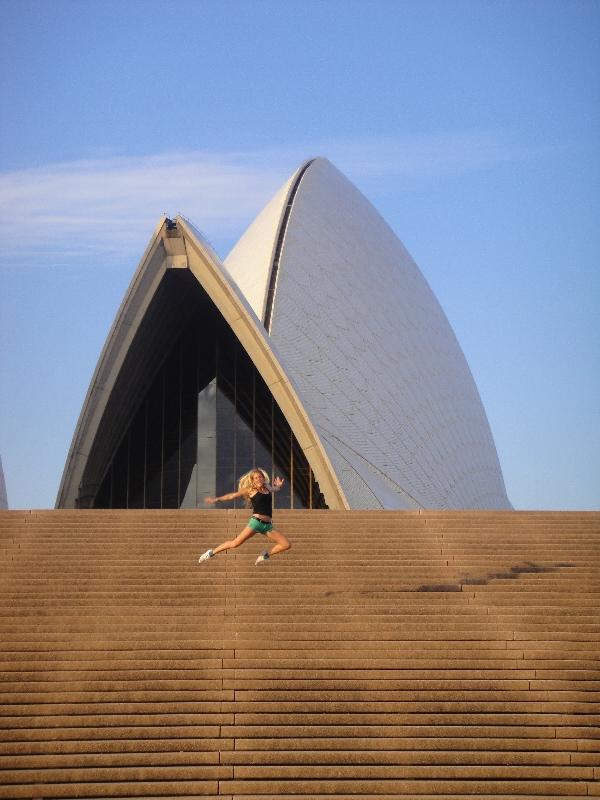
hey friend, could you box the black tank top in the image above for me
[250,490,272,516]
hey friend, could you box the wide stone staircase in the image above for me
[0,509,598,799]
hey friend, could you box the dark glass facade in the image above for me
[93,292,326,510]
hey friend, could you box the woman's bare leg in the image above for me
[265,529,291,557]
[212,526,255,555]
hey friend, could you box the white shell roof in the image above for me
[59,157,510,510]
[225,158,511,509]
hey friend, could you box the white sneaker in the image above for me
[198,549,214,563]
[255,551,270,565]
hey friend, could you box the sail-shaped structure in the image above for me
[57,158,510,510]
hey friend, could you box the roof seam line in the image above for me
[263,159,315,333]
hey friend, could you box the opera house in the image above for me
[6,160,599,800]
[56,158,511,511]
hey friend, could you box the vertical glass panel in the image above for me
[235,412,255,506]
[272,403,291,509]
[94,466,112,508]
[145,371,164,508]
[162,344,181,508]
[111,431,128,508]
[252,370,273,481]
[292,436,306,509]
[128,402,147,508]
[234,349,255,507]
[195,378,217,504]
[179,337,199,507]
[215,385,236,507]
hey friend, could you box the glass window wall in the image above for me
[92,307,326,509]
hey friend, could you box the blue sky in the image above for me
[0,0,598,510]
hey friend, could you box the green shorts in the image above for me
[248,516,273,535]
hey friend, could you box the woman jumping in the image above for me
[198,468,291,565]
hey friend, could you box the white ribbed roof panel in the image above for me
[229,158,510,509]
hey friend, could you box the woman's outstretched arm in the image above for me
[205,490,246,504]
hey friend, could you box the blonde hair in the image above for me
[238,468,270,507]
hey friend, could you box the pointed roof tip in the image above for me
[289,157,360,200]
[176,215,222,265]
[222,159,320,319]
[222,156,341,320]
[299,155,329,173]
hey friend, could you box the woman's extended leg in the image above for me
[199,526,255,562]
[255,528,292,565]
[266,528,291,556]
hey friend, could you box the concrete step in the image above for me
[0,509,598,798]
